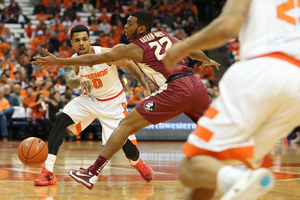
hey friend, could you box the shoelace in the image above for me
[137,163,150,177]
[36,168,49,179]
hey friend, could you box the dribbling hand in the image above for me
[32,49,58,69]
[80,77,93,94]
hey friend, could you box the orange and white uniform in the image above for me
[63,46,136,145]
[183,0,300,169]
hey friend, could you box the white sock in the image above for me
[130,158,140,166]
[45,154,57,172]
[217,166,245,193]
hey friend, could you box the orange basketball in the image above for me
[18,137,48,167]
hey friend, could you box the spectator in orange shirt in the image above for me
[99,8,111,23]
[58,40,71,58]
[0,21,6,37]
[32,67,47,85]
[0,86,14,141]
[99,31,109,47]
[35,17,47,33]
[30,30,46,52]
[22,85,37,109]
[128,0,139,12]
[128,86,143,104]
[0,42,10,60]
[29,93,52,139]
[199,65,216,87]
[24,21,35,39]
[111,26,121,45]
[51,18,64,33]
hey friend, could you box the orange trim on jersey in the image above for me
[182,142,255,168]
[258,52,300,67]
[96,89,124,101]
[204,107,219,119]
[194,125,213,142]
[75,122,82,134]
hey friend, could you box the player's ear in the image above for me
[138,25,146,34]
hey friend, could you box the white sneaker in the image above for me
[220,168,274,200]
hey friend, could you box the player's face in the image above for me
[124,16,140,41]
[71,31,91,55]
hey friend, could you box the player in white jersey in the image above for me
[163,0,300,199]
[34,25,154,187]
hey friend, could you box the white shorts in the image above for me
[63,91,136,145]
[183,53,300,169]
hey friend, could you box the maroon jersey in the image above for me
[132,30,192,87]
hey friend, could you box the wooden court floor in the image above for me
[0,140,300,200]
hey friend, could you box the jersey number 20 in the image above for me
[149,37,172,60]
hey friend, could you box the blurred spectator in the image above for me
[8,0,20,15]
[29,93,52,139]
[49,31,60,52]
[174,27,187,40]
[47,0,61,16]
[164,12,175,29]
[51,17,64,33]
[99,8,111,23]
[182,3,194,21]
[0,73,8,86]
[62,92,72,105]
[128,0,139,12]
[100,0,113,12]
[152,9,161,27]
[35,17,47,33]
[0,86,14,141]
[99,31,109,47]
[0,0,5,13]
[33,0,47,15]
[48,91,63,122]
[110,26,121,45]
[199,65,215,87]
[184,16,196,36]
[58,26,69,43]
[2,29,16,50]
[24,22,35,39]
[54,76,66,94]
[4,84,19,106]
[11,83,23,105]
[173,16,182,30]
[62,15,72,28]
[128,86,143,104]
[64,2,77,21]
[6,77,14,89]
[21,55,33,77]
[111,0,123,14]
[188,0,198,24]
[15,9,29,28]
[71,15,88,28]
[0,22,6,37]
[32,67,47,85]
[100,17,111,35]
[61,87,77,101]
[58,40,71,58]
[111,9,123,26]
[226,38,240,65]
[1,8,14,23]
[83,0,94,13]
[30,30,46,52]
[22,85,37,109]
[88,10,100,32]
[147,80,158,93]
[73,0,83,12]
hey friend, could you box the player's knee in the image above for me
[118,118,136,133]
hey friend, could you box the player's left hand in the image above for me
[80,77,93,94]
[201,59,220,70]
[163,42,190,71]
[144,87,151,97]
[32,49,58,69]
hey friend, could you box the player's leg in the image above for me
[34,96,94,186]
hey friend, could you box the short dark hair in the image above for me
[70,25,90,39]
[131,10,153,33]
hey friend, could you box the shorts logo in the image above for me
[144,100,156,112]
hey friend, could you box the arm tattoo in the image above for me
[127,66,148,89]
[64,66,82,89]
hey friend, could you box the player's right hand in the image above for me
[32,49,58,69]
[80,77,93,94]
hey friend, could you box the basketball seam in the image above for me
[26,138,37,166]
[27,141,46,160]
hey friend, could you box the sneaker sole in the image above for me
[68,170,94,190]
[34,178,57,186]
[220,168,274,200]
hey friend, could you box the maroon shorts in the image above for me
[135,75,211,125]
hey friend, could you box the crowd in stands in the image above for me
[0,0,224,141]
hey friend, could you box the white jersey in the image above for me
[239,0,300,61]
[73,46,123,99]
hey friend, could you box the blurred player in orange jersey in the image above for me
[163,0,300,199]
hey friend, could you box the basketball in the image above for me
[18,137,48,167]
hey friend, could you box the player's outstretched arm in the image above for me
[163,0,251,70]
[32,44,142,68]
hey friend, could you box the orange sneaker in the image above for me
[34,167,57,186]
[130,158,154,182]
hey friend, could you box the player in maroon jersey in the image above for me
[32,10,220,189]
